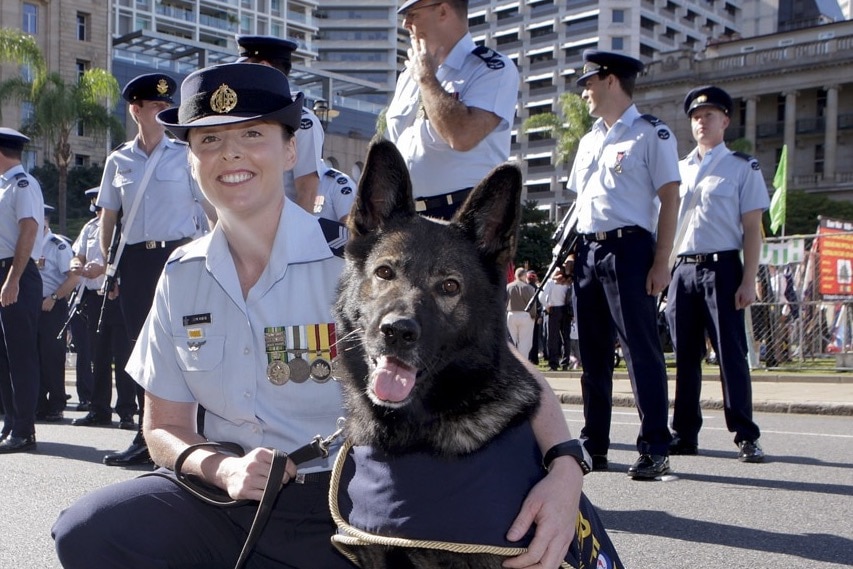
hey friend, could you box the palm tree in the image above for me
[0,29,122,234]
[522,92,593,165]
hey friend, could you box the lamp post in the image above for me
[312,99,339,130]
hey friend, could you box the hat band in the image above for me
[178,88,293,124]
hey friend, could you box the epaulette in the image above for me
[324,169,342,179]
[49,235,67,250]
[733,151,761,171]
[471,46,506,70]
[317,218,348,259]
[640,114,672,140]
[13,172,29,188]
[57,234,73,246]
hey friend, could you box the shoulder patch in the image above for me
[335,175,348,185]
[657,129,670,140]
[733,151,761,170]
[300,117,314,130]
[317,217,348,259]
[471,46,506,70]
[340,186,353,195]
[13,172,29,188]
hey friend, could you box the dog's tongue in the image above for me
[372,356,416,403]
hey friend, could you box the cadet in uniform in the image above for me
[96,73,212,466]
[35,205,79,422]
[70,188,136,429]
[0,128,44,454]
[235,34,325,214]
[665,86,768,463]
[568,50,680,479]
[386,0,520,220]
[313,161,355,223]
[53,62,585,569]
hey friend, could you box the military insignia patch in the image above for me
[657,129,670,140]
[17,178,29,188]
[300,118,313,130]
[341,187,352,195]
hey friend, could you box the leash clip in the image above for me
[316,417,346,459]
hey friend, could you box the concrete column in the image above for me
[824,85,840,180]
[783,91,798,179]
[745,96,758,149]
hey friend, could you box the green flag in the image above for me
[769,144,788,235]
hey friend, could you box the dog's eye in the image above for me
[375,266,394,280]
[440,279,460,295]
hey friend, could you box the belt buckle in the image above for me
[294,473,306,485]
[415,201,427,212]
[594,231,606,241]
[145,240,157,250]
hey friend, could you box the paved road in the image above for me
[1,403,851,568]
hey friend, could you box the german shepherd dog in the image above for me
[330,141,622,569]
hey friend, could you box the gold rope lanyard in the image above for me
[329,438,572,568]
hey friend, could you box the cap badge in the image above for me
[583,62,603,74]
[210,84,238,114]
[696,95,707,104]
[156,79,169,95]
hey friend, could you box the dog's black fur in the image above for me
[335,140,541,458]
[332,141,548,568]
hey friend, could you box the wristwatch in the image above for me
[543,439,592,475]
[50,293,59,301]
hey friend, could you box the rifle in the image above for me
[56,282,85,340]
[97,213,123,334]
[525,201,580,312]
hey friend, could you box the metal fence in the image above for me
[739,229,853,371]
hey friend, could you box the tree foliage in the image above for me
[515,200,556,274]
[771,189,853,236]
[522,92,593,164]
[0,30,122,234]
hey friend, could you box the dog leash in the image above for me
[144,422,344,569]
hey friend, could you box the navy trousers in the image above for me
[52,473,355,569]
[665,254,760,445]
[69,306,93,404]
[37,297,68,414]
[83,290,135,418]
[574,232,671,456]
[0,259,43,437]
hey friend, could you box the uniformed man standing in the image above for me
[35,205,79,422]
[96,73,212,466]
[314,161,356,223]
[386,0,520,220]
[0,128,44,454]
[69,188,135,429]
[234,35,326,214]
[665,86,768,463]
[568,50,680,480]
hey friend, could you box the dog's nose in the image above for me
[379,316,421,346]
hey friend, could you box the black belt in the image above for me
[415,188,472,212]
[678,250,740,264]
[581,226,646,242]
[125,238,192,251]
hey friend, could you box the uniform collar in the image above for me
[0,163,26,183]
[131,134,177,157]
[688,141,729,166]
[179,199,333,271]
[592,104,640,136]
[442,33,476,71]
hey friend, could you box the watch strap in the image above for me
[543,439,592,475]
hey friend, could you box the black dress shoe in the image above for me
[628,454,670,479]
[76,401,91,412]
[118,416,136,430]
[72,413,112,427]
[104,441,151,467]
[591,455,609,471]
[669,436,698,455]
[0,434,37,454]
[42,411,64,422]
[737,440,765,463]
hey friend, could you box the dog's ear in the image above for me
[451,164,523,266]
[348,140,415,236]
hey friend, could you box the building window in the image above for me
[75,155,90,167]
[23,3,38,34]
[814,144,824,175]
[817,89,827,117]
[77,13,89,41]
[612,37,624,50]
[76,60,90,82]
[612,9,625,23]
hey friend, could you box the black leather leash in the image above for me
[143,423,344,569]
